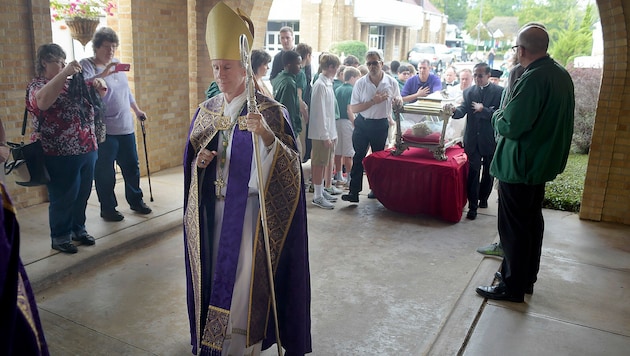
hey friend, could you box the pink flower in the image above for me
[49,0,116,22]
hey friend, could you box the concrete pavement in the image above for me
[16,167,630,355]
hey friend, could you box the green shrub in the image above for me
[567,65,601,154]
[572,114,595,154]
[543,154,588,212]
[329,40,368,61]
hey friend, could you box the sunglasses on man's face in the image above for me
[366,61,381,66]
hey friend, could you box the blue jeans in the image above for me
[95,133,144,212]
[45,151,97,244]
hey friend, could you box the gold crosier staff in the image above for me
[239,34,283,356]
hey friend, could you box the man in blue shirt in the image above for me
[401,59,442,103]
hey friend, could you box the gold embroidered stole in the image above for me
[184,96,230,351]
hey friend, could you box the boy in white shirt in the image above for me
[308,53,340,209]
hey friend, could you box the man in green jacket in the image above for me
[476,24,575,303]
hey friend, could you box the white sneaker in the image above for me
[333,173,345,186]
[312,196,334,209]
[324,186,343,195]
[322,190,338,202]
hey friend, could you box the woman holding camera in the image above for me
[26,43,107,254]
[81,27,151,223]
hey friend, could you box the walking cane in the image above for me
[240,34,283,356]
[139,116,154,202]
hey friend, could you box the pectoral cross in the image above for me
[214,178,225,200]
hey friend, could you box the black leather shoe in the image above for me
[525,284,534,295]
[130,201,152,214]
[494,272,534,294]
[341,193,359,203]
[52,242,78,254]
[466,209,477,220]
[101,210,124,222]
[367,190,376,199]
[479,200,488,208]
[476,282,524,302]
[72,233,96,246]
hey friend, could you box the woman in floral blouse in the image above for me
[26,43,107,254]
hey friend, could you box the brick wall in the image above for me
[120,0,191,175]
[580,0,630,224]
[1,0,53,207]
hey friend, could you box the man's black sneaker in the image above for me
[341,193,359,203]
[130,201,152,214]
[52,242,78,254]
[101,210,124,221]
[72,233,96,246]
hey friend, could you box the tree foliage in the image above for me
[517,0,572,35]
[461,0,599,47]
[433,0,468,28]
[464,1,497,42]
[549,3,596,66]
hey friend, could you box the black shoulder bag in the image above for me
[4,108,50,186]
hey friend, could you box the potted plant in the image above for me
[50,0,116,46]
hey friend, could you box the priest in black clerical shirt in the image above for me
[450,62,504,220]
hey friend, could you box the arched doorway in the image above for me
[580,0,630,224]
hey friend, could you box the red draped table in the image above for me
[363,146,469,222]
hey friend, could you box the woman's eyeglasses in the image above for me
[47,59,66,66]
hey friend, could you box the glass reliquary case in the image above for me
[392,96,464,161]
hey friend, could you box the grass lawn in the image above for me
[543,153,589,212]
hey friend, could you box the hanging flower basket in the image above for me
[65,17,100,46]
